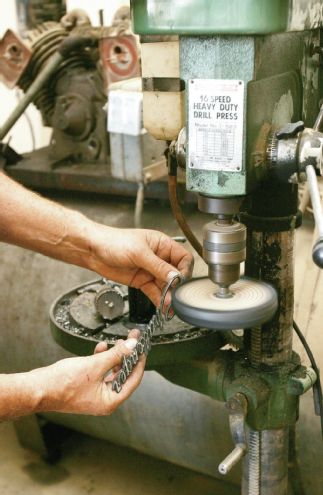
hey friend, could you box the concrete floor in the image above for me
[0,421,239,495]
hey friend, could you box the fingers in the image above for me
[103,330,141,382]
[140,279,172,310]
[139,279,162,307]
[127,328,140,340]
[94,337,138,373]
[167,239,194,279]
[138,234,194,285]
[94,329,140,355]
[111,355,146,403]
[94,342,108,354]
[138,249,180,287]
[177,252,194,279]
[105,345,146,405]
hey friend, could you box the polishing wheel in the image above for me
[172,277,278,330]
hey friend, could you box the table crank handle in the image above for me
[218,393,248,476]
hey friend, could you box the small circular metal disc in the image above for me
[95,288,125,321]
[172,277,278,331]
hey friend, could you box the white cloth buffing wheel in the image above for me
[172,277,278,331]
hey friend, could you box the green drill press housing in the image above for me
[131,0,321,35]
[132,0,322,197]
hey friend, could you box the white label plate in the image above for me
[108,90,143,136]
[188,79,244,171]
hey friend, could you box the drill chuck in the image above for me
[203,220,246,289]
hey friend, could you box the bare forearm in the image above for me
[0,370,45,420]
[0,172,193,305]
[0,172,102,267]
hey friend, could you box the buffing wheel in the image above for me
[172,277,278,331]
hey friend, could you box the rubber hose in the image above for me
[168,174,203,258]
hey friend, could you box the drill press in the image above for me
[48,2,323,493]
[131,1,323,493]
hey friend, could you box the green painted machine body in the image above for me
[132,1,322,197]
[156,350,313,431]
[182,32,318,196]
[131,0,322,35]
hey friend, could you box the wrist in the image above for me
[26,364,65,414]
[51,209,109,271]
[82,221,116,273]
[0,370,47,419]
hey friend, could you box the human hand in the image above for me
[86,226,194,306]
[33,330,145,416]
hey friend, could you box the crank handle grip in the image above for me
[218,444,246,475]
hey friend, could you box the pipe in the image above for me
[0,51,63,141]
[306,164,323,238]
[134,181,144,228]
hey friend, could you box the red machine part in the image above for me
[100,34,140,88]
[0,30,31,88]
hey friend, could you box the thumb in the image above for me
[142,250,179,283]
[94,338,138,373]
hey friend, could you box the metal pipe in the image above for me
[134,181,145,228]
[306,164,323,238]
[0,51,64,141]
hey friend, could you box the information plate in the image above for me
[188,79,244,172]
